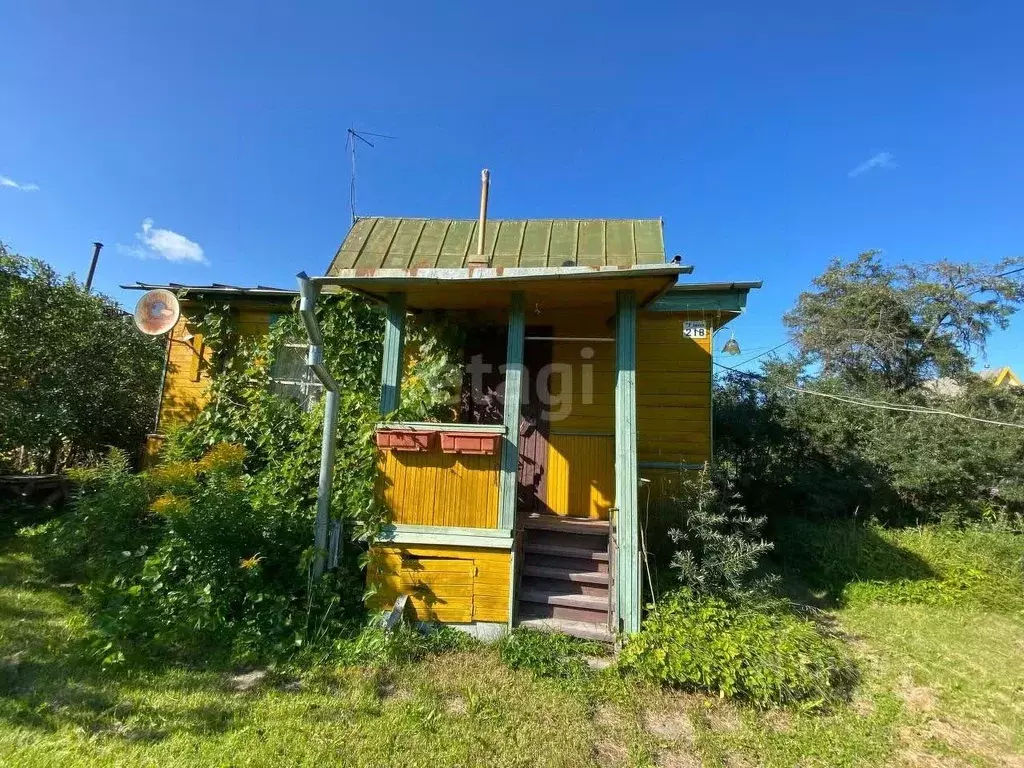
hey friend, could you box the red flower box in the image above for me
[375,429,435,452]
[440,431,501,456]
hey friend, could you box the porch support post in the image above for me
[498,291,526,531]
[615,289,640,634]
[379,293,406,415]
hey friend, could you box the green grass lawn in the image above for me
[0,521,1021,767]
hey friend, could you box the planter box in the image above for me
[375,429,435,452]
[440,431,501,456]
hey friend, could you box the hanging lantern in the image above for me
[721,332,741,356]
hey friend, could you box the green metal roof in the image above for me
[327,217,666,273]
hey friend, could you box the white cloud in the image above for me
[123,218,208,265]
[848,151,896,178]
[0,175,40,191]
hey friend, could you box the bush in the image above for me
[617,590,854,708]
[656,464,775,600]
[31,445,366,664]
[0,244,163,472]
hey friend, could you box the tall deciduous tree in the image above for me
[783,251,1024,390]
[0,243,164,471]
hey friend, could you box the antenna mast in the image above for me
[346,128,396,226]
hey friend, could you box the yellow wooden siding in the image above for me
[545,313,615,433]
[368,545,510,623]
[545,434,614,519]
[157,315,212,429]
[378,448,500,528]
[636,313,713,465]
[156,303,281,432]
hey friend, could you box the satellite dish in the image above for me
[134,289,181,336]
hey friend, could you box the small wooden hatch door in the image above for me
[396,555,474,624]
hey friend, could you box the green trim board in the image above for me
[374,524,514,550]
[638,461,706,471]
[614,289,641,635]
[375,422,507,434]
[378,293,406,415]
[498,292,526,531]
[646,282,762,314]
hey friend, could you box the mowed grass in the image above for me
[0,519,1022,766]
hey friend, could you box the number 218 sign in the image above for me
[683,321,707,339]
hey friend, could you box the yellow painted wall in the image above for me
[636,312,713,466]
[378,448,500,528]
[156,302,286,432]
[545,434,614,519]
[367,544,511,624]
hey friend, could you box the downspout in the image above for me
[297,272,341,580]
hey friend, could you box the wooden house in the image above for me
[122,283,300,464]
[302,216,760,640]
[129,215,759,641]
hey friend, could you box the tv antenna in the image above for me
[346,128,396,226]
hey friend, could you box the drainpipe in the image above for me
[467,169,490,266]
[297,272,341,579]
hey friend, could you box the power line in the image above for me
[713,360,1024,429]
[731,339,793,368]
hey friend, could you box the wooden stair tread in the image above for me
[517,617,614,643]
[524,543,609,561]
[523,513,610,534]
[519,590,608,610]
[522,564,609,585]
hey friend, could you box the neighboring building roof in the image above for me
[979,366,1022,388]
[122,282,297,298]
[327,217,667,274]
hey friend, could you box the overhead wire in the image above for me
[713,360,1024,429]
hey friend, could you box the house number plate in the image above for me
[683,321,707,339]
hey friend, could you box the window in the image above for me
[270,342,323,411]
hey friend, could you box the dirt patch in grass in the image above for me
[644,698,696,743]
[896,676,938,714]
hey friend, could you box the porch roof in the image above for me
[309,262,692,311]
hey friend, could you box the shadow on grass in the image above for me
[0,527,254,744]
[769,517,938,609]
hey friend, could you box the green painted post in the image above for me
[615,289,640,634]
[379,293,406,415]
[498,292,526,532]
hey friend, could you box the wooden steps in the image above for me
[521,564,609,585]
[523,513,609,534]
[517,617,613,644]
[517,513,612,637]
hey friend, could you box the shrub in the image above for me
[0,244,163,472]
[497,628,606,681]
[31,445,366,664]
[617,590,854,708]
[658,463,775,600]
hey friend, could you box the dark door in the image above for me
[459,325,553,520]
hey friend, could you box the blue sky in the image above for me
[2,1,1023,371]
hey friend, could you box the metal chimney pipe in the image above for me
[85,242,103,292]
[468,169,490,266]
